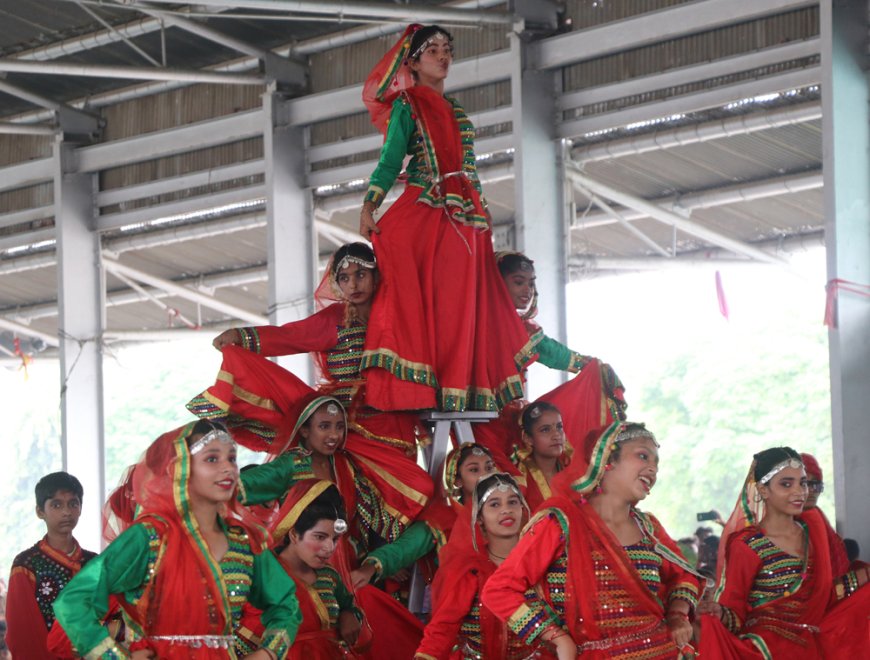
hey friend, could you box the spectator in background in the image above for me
[5,472,95,660]
[800,452,856,574]
[696,535,720,579]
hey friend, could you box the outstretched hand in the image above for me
[212,328,242,351]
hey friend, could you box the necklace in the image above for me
[488,550,507,560]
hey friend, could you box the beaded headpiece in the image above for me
[333,255,376,281]
[444,442,491,498]
[564,421,657,497]
[409,31,452,60]
[758,457,803,485]
[471,473,528,552]
[189,427,235,455]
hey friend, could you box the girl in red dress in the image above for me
[357,24,535,412]
[697,446,870,659]
[415,473,554,660]
[192,242,433,534]
[482,422,702,659]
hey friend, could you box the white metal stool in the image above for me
[407,410,499,614]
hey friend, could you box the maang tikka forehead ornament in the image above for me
[333,255,376,281]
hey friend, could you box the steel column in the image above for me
[264,86,315,379]
[53,138,104,549]
[821,0,870,557]
[510,5,567,397]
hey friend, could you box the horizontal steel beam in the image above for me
[534,0,817,70]
[137,0,514,24]
[0,59,267,85]
[95,184,266,232]
[558,38,820,112]
[566,164,788,265]
[0,205,54,230]
[568,230,824,275]
[315,160,515,215]
[0,158,54,195]
[287,49,513,126]
[0,316,58,347]
[97,159,265,207]
[77,109,264,173]
[0,121,56,135]
[307,133,515,187]
[574,170,823,228]
[559,66,820,139]
[572,102,821,163]
[103,256,268,325]
[308,106,513,164]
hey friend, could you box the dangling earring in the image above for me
[753,491,764,503]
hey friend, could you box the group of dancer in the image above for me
[7,22,868,660]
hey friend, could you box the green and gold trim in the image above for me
[271,480,334,543]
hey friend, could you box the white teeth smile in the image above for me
[639,476,653,490]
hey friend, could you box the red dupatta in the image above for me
[434,502,514,658]
[112,425,267,655]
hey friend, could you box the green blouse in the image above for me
[362,521,438,580]
[364,94,483,208]
[53,521,300,659]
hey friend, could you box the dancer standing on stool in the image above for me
[358,24,535,412]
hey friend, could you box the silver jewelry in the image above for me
[759,458,803,485]
[410,32,451,59]
[325,403,340,416]
[333,517,348,535]
[616,426,659,448]
[189,428,235,455]
[334,256,375,279]
[528,405,542,420]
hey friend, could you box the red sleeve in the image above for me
[415,568,478,660]
[253,305,342,357]
[6,567,52,660]
[481,514,564,645]
[715,534,761,632]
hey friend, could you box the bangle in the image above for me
[542,624,564,642]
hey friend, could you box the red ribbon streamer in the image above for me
[824,278,870,328]
[715,270,729,320]
[13,337,33,380]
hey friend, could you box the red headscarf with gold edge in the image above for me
[363,24,422,136]
[108,424,267,643]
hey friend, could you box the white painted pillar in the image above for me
[263,84,316,381]
[820,0,870,558]
[53,137,105,549]
[509,4,569,398]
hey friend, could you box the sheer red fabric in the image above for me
[362,24,421,137]
[109,424,266,658]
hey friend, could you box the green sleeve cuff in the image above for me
[260,629,292,659]
[364,186,386,207]
[238,327,261,353]
[506,602,560,646]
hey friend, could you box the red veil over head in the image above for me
[103,423,267,645]
[362,24,422,136]
[435,473,529,659]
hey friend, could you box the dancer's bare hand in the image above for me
[131,651,156,660]
[696,601,722,619]
[666,614,693,649]
[359,205,380,237]
[339,610,361,646]
[212,328,241,351]
[350,563,377,589]
[551,635,577,660]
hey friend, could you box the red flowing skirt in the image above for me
[363,186,535,412]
